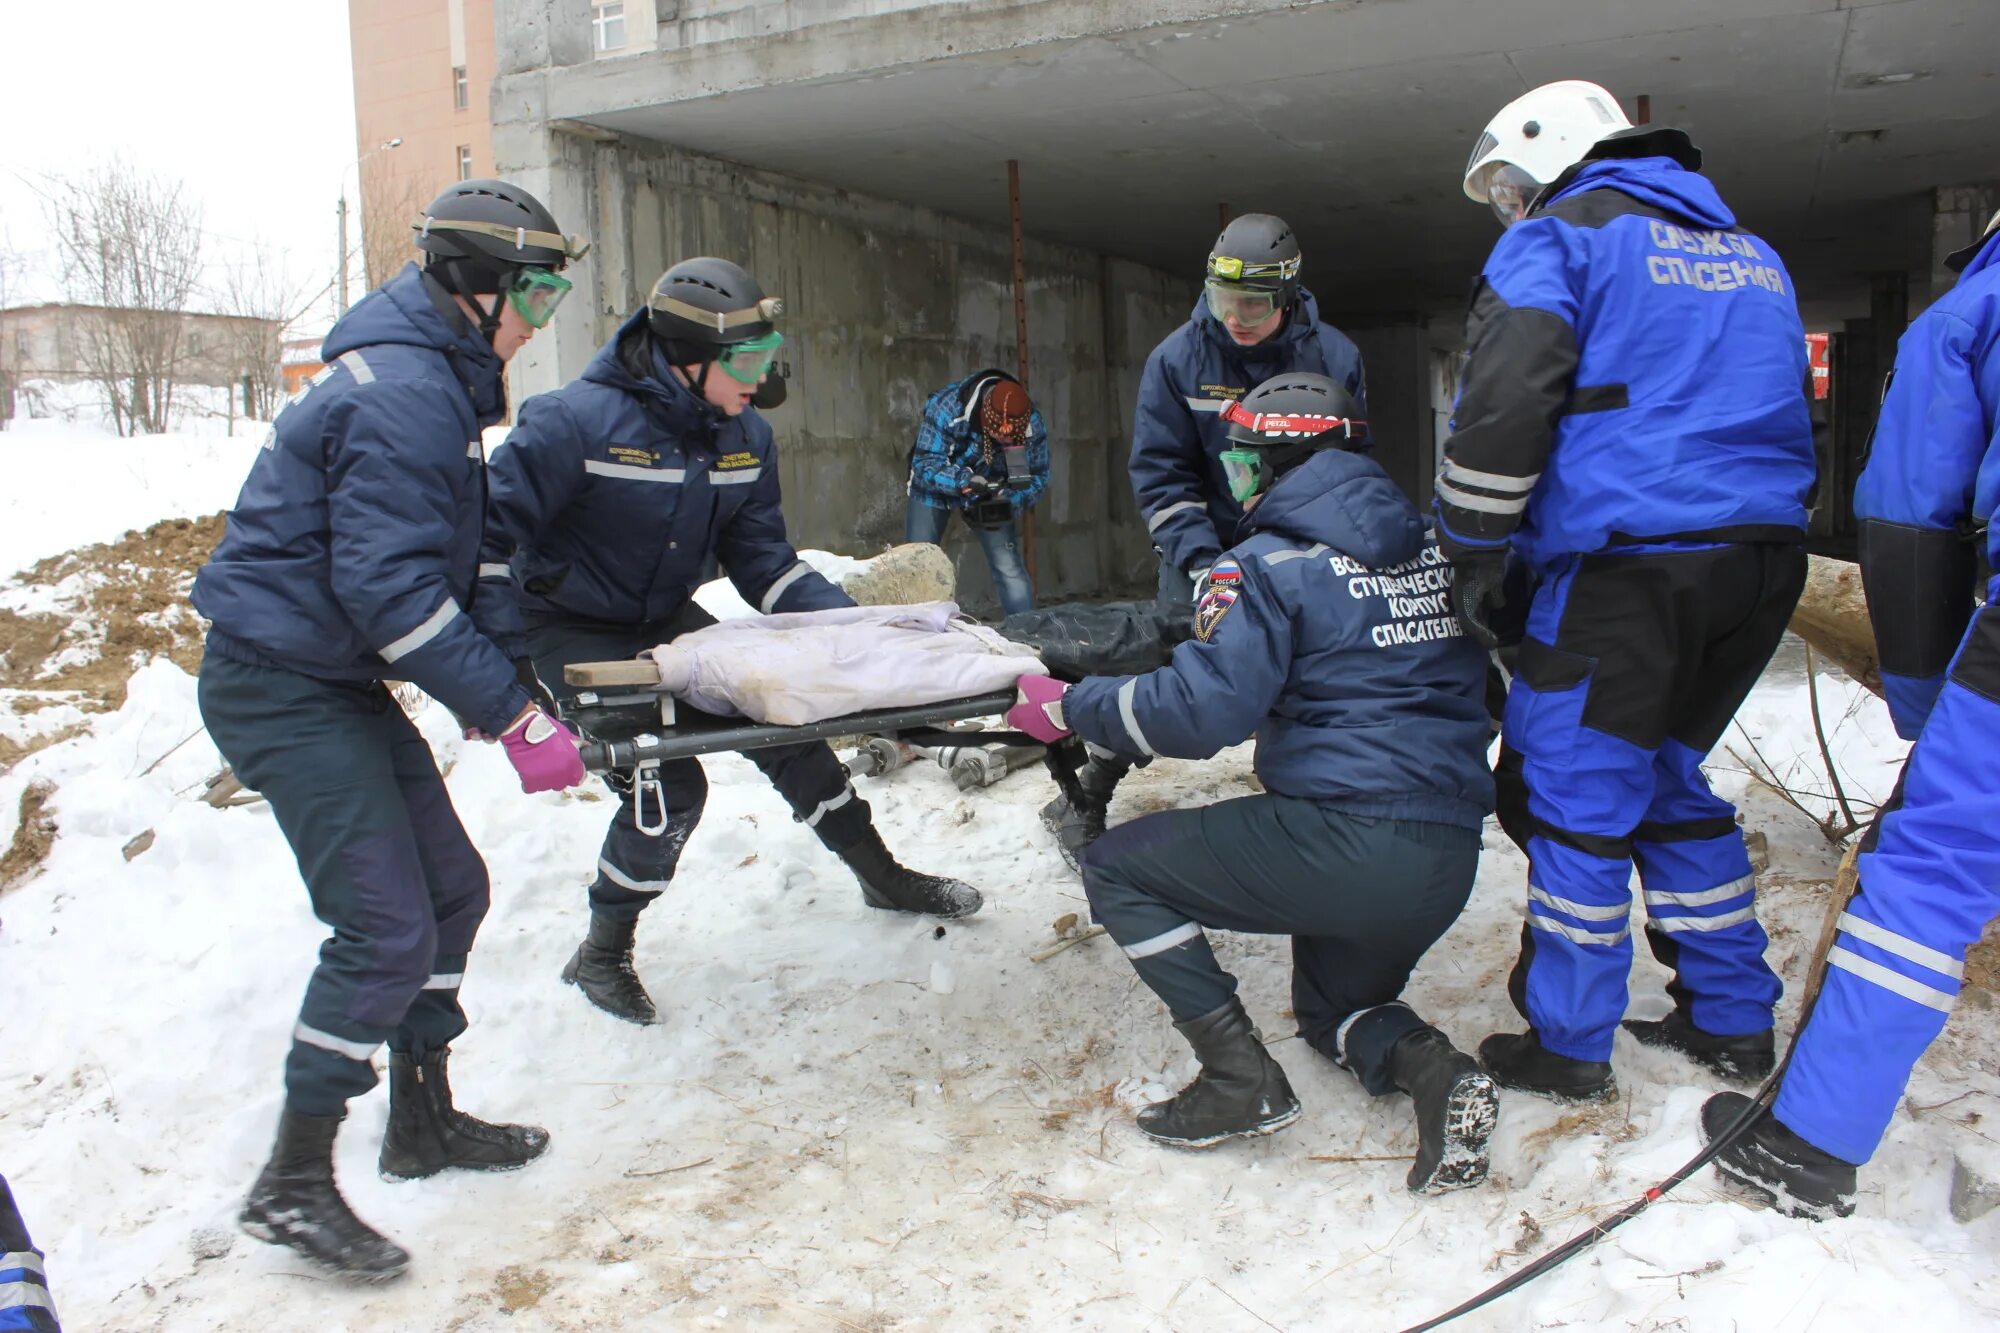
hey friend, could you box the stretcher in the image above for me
[559,657,1024,773]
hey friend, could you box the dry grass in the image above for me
[0,780,58,891]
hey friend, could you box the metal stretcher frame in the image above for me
[558,658,1021,772]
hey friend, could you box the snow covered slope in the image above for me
[1,427,1996,1331]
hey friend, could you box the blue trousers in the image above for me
[905,496,1035,617]
[1082,794,1480,1094]
[1776,598,2000,1164]
[1505,544,1802,1062]
[198,655,488,1117]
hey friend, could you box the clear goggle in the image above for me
[717,330,784,385]
[1485,163,1544,227]
[506,268,573,329]
[1204,280,1283,328]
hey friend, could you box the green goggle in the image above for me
[1220,447,1267,503]
[717,330,784,385]
[506,268,573,329]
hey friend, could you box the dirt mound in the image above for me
[0,513,222,766]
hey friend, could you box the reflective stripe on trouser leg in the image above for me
[1082,834,1235,1023]
[591,759,707,921]
[1633,739,1780,1037]
[745,738,872,853]
[1775,636,2000,1164]
[1506,571,1656,1064]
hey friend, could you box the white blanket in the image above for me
[646,602,1045,725]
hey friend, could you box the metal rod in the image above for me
[1635,94,1651,125]
[336,195,350,315]
[1219,201,1231,231]
[1007,158,1037,585]
[577,692,1022,772]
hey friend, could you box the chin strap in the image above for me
[433,260,512,348]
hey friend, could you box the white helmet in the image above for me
[1463,80,1632,224]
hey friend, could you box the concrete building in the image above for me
[469,0,1994,607]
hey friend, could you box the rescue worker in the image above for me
[1007,373,1500,1193]
[1702,208,2000,1218]
[1039,214,1371,869]
[1440,81,1818,1101]
[1,1175,59,1332]
[905,370,1048,617]
[191,180,591,1279]
[480,258,983,1027]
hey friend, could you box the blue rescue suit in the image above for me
[1773,226,2000,1164]
[1131,289,1368,595]
[191,264,532,1114]
[1071,447,1494,1091]
[480,312,867,919]
[1434,135,1819,1063]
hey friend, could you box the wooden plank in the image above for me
[563,659,663,688]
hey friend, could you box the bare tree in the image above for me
[210,246,316,423]
[40,160,204,436]
[359,161,431,292]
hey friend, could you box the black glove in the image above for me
[514,656,558,715]
[1448,549,1509,650]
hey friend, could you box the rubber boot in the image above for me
[1623,1009,1775,1082]
[837,828,983,918]
[561,911,658,1025]
[378,1048,550,1181]
[1138,996,1301,1148]
[1478,1030,1616,1103]
[1387,1026,1499,1194]
[1038,750,1129,874]
[1701,1091,1858,1219]
[239,1110,409,1282]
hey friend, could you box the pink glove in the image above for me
[501,707,586,793]
[1007,674,1072,744]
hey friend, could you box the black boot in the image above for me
[1701,1091,1858,1219]
[561,912,659,1024]
[1387,1027,1499,1194]
[240,1110,409,1282]
[1623,1010,1775,1081]
[837,828,983,918]
[379,1048,550,1182]
[1038,752,1127,874]
[1138,997,1301,1148]
[1478,1030,1616,1103]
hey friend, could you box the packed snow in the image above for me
[2,426,1997,1332]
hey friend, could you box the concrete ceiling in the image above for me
[569,0,1999,327]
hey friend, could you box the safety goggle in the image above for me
[1205,280,1282,327]
[506,268,572,329]
[717,330,784,385]
[1486,163,1544,228]
[1219,447,1267,503]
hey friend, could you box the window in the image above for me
[457,145,473,181]
[453,65,468,110]
[592,2,626,53]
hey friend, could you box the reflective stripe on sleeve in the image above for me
[1441,463,1540,493]
[339,350,375,384]
[1436,478,1530,515]
[1116,678,1156,757]
[477,563,512,580]
[1146,499,1204,533]
[760,562,812,615]
[378,598,461,663]
[584,460,687,483]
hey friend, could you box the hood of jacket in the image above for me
[323,262,511,425]
[1241,447,1423,569]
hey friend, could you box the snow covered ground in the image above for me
[3,430,1997,1332]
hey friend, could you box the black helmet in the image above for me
[1206,213,1302,307]
[1218,373,1367,500]
[413,179,587,281]
[647,258,783,356]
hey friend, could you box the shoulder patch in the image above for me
[1194,584,1239,643]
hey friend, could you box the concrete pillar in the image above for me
[1346,323,1432,506]
[495,0,592,76]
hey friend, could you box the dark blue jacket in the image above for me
[907,371,1051,510]
[479,310,850,642]
[1066,448,1495,826]
[1435,148,1817,572]
[191,263,531,737]
[1130,288,1369,576]
[1854,227,2000,738]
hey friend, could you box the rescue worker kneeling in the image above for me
[1006,374,1500,1193]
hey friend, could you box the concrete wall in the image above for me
[494,124,1188,610]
